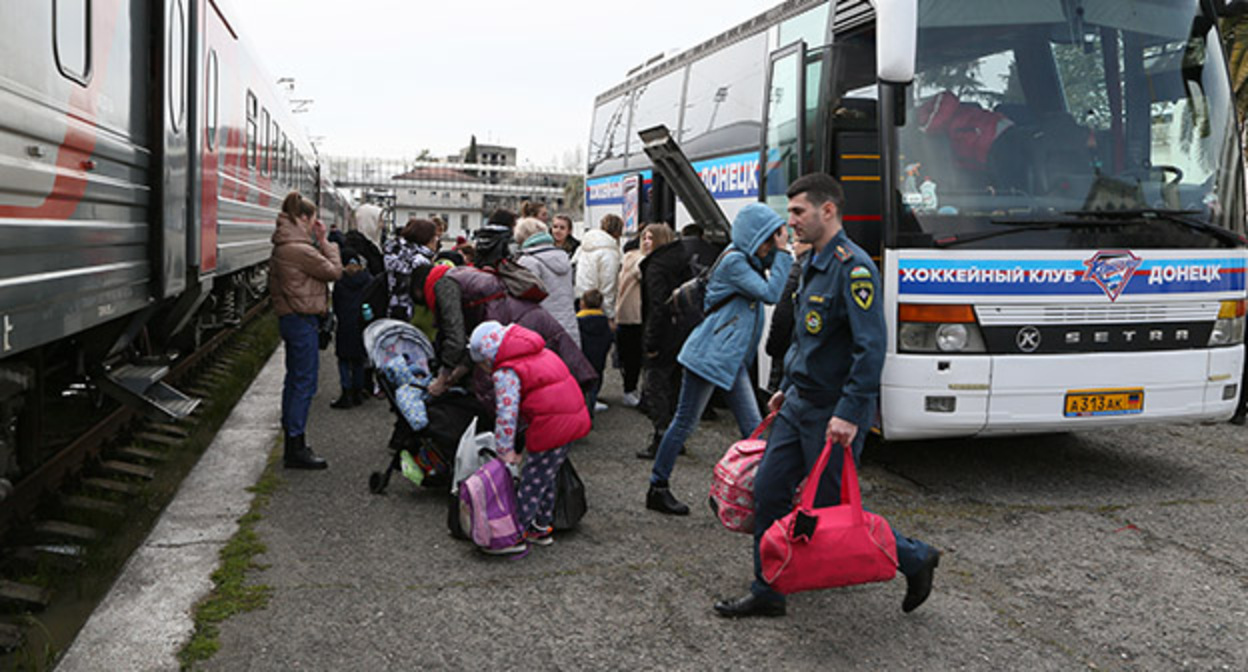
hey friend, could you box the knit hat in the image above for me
[469,321,509,364]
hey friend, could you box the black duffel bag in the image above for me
[552,457,587,531]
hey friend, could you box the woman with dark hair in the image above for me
[551,215,580,257]
[383,217,435,320]
[270,191,342,469]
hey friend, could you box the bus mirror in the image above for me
[876,0,917,84]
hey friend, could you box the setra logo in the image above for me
[1082,250,1142,302]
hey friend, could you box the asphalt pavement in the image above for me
[63,344,1248,670]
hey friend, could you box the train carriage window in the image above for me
[260,108,270,175]
[245,91,257,170]
[681,32,768,157]
[282,135,290,184]
[270,119,279,179]
[168,0,187,132]
[54,0,91,85]
[205,49,219,150]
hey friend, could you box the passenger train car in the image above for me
[0,0,347,489]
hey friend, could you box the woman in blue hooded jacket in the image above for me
[646,203,792,515]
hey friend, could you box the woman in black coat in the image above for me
[636,223,691,459]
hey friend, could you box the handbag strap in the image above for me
[798,439,865,526]
[748,410,779,441]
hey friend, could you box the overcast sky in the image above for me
[227,1,773,168]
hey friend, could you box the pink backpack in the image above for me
[709,413,776,533]
[458,458,524,553]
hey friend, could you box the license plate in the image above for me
[1064,388,1144,417]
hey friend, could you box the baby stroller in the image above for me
[364,319,489,494]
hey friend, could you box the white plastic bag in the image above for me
[451,418,497,494]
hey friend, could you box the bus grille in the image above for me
[974,302,1221,326]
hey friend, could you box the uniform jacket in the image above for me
[781,228,885,428]
[493,325,592,452]
[269,213,343,317]
[573,229,621,318]
[678,203,792,391]
[615,249,644,326]
[517,243,581,347]
[332,267,373,360]
[639,240,691,363]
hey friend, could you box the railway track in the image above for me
[0,301,280,663]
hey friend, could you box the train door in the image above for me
[157,0,190,297]
[198,1,228,276]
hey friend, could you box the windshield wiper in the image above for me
[1064,209,1246,247]
[932,217,1108,248]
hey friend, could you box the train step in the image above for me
[0,582,50,610]
[60,495,126,518]
[117,446,170,462]
[99,460,157,480]
[33,520,100,543]
[81,478,141,496]
[96,364,201,421]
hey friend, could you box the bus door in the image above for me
[761,41,807,216]
[825,32,882,259]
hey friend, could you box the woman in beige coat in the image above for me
[270,192,342,469]
[615,231,648,407]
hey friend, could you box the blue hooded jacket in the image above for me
[677,203,793,390]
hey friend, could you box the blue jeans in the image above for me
[749,390,935,603]
[280,314,320,437]
[337,357,365,391]
[650,366,762,485]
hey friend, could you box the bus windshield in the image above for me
[896,0,1245,249]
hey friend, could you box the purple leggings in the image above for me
[517,445,569,530]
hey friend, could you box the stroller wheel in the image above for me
[369,471,387,494]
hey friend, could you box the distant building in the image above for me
[454,143,516,184]
[392,166,485,237]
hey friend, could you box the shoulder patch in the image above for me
[850,265,871,279]
[851,280,874,310]
[834,245,853,263]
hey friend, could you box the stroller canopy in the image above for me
[365,319,434,375]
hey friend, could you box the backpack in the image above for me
[458,458,524,552]
[467,260,549,308]
[667,248,738,335]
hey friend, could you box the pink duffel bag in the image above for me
[760,438,898,595]
[708,412,776,533]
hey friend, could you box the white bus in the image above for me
[587,0,1248,439]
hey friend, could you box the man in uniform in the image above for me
[714,173,940,618]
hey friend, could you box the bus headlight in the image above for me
[1209,300,1246,346]
[898,304,986,353]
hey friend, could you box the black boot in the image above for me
[284,434,328,470]
[351,388,365,406]
[646,481,689,515]
[330,389,353,409]
[902,551,941,613]
[713,593,786,618]
[635,429,662,460]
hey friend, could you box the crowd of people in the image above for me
[268,173,941,617]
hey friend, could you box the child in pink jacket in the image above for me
[469,321,591,549]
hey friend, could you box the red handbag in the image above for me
[760,439,898,595]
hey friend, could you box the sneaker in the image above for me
[594,401,609,413]
[482,541,529,556]
[621,391,641,408]
[525,525,555,546]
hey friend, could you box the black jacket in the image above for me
[640,240,692,362]
[332,268,373,360]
